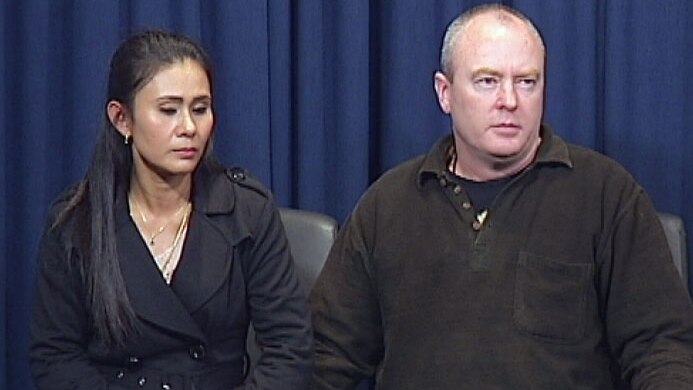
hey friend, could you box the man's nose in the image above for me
[496,82,518,110]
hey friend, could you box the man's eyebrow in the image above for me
[515,69,541,78]
[471,68,542,79]
[471,68,503,78]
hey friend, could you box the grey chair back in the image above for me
[658,212,689,291]
[244,207,338,380]
[278,207,338,293]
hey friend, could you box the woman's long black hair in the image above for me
[53,30,214,347]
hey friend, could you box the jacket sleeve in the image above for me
[600,190,693,388]
[239,197,314,390]
[309,195,383,389]
[29,219,117,390]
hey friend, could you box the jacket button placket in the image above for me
[471,220,482,231]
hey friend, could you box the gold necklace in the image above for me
[160,203,192,283]
[128,194,189,246]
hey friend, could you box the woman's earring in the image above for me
[124,134,131,145]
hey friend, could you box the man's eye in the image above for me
[517,78,537,89]
[475,77,498,88]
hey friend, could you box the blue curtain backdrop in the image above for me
[2,0,692,388]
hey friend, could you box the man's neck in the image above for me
[451,137,542,182]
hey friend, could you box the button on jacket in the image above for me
[311,125,693,389]
[30,161,313,390]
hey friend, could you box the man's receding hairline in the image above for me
[440,5,545,78]
[462,8,541,43]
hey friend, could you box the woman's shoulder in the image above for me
[196,160,274,217]
[199,159,270,197]
[52,180,84,204]
[47,181,87,226]
[197,163,279,243]
[37,181,89,265]
[224,166,271,198]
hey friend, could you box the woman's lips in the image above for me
[174,147,198,159]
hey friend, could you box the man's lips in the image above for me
[491,122,520,128]
[489,123,521,136]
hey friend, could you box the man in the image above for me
[310,4,693,389]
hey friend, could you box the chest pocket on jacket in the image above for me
[513,252,592,343]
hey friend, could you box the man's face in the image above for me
[435,12,544,173]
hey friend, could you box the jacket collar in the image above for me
[416,124,573,188]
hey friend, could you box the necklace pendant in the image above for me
[149,238,155,246]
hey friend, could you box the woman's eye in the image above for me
[160,107,177,115]
[192,106,209,115]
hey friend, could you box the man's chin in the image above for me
[488,148,522,159]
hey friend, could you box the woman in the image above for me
[29,30,312,389]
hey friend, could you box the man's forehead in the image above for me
[465,14,532,41]
[459,11,544,54]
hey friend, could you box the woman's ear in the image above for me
[107,101,130,137]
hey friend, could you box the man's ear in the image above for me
[434,71,452,114]
[106,101,130,137]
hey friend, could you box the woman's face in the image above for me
[127,59,213,181]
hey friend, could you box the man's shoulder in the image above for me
[351,154,428,215]
[552,142,646,202]
[564,143,634,178]
[371,154,427,189]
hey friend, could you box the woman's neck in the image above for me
[129,171,192,215]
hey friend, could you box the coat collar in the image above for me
[114,161,246,342]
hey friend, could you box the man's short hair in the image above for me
[439,4,546,78]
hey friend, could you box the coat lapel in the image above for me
[171,162,250,312]
[170,210,235,313]
[115,196,206,342]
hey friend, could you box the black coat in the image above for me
[30,163,313,389]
